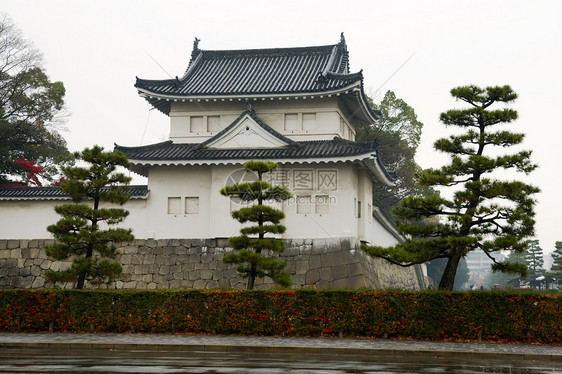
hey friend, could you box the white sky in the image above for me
[2,0,561,263]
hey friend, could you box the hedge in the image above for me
[0,290,560,343]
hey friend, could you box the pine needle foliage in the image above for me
[45,146,134,289]
[220,160,292,289]
[362,85,539,290]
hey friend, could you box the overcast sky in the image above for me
[2,0,561,263]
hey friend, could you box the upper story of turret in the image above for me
[134,34,379,143]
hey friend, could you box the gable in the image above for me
[202,111,293,149]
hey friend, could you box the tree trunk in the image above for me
[438,252,462,290]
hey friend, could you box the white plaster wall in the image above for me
[167,98,357,143]
[0,199,147,240]
[0,164,397,245]
[143,165,212,238]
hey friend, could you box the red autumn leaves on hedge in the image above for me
[0,290,560,344]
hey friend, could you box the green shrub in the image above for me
[0,289,559,343]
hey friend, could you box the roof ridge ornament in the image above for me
[340,32,346,48]
[191,37,201,61]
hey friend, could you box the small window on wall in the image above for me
[185,197,199,214]
[285,113,298,131]
[297,195,312,214]
[168,197,181,214]
[190,116,204,133]
[207,116,221,132]
[368,203,372,222]
[357,200,362,219]
[302,113,316,130]
[315,195,329,214]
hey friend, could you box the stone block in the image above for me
[180,279,193,288]
[201,270,213,280]
[216,238,229,247]
[295,260,309,275]
[40,260,52,270]
[30,248,41,259]
[49,262,62,272]
[134,265,149,275]
[165,255,178,266]
[9,248,21,258]
[321,251,349,268]
[7,240,20,249]
[142,274,153,283]
[173,271,184,280]
[136,281,147,289]
[124,245,137,254]
[181,263,195,272]
[319,267,334,282]
[131,255,142,265]
[21,248,31,258]
[333,275,367,289]
[158,266,170,276]
[347,263,363,277]
[121,273,132,282]
[169,279,182,289]
[174,246,187,255]
[147,282,157,289]
[151,246,163,255]
[0,240,7,250]
[155,255,166,265]
[292,274,305,287]
[120,254,132,265]
[332,264,348,280]
[305,268,320,285]
[188,271,200,281]
[193,279,206,289]
[163,246,176,255]
[0,249,9,258]
[143,254,156,265]
[122,264,134,274]
[194,262,206,270]
[309,254,321,269]
[123,281,137,289]
[145,239,157,247]
[31,277,45,288]
[157,239,169,247]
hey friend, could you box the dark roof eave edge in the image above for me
[136,80,364,103]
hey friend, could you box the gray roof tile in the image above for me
[0,185,149,200]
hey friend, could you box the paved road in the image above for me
[1,333,561,362]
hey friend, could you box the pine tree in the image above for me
[550,241,562,284]
[220,160,292,289]
[45,146,134,289]
[525,240,544,276]
[362,85,539,290]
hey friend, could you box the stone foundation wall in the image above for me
[0,238,424,290]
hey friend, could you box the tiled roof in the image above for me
[0,185,149,201]
[134,35,379,122]
[116,137,376,162]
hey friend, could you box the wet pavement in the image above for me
[1,333,561,361]
[0,333,561,373]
